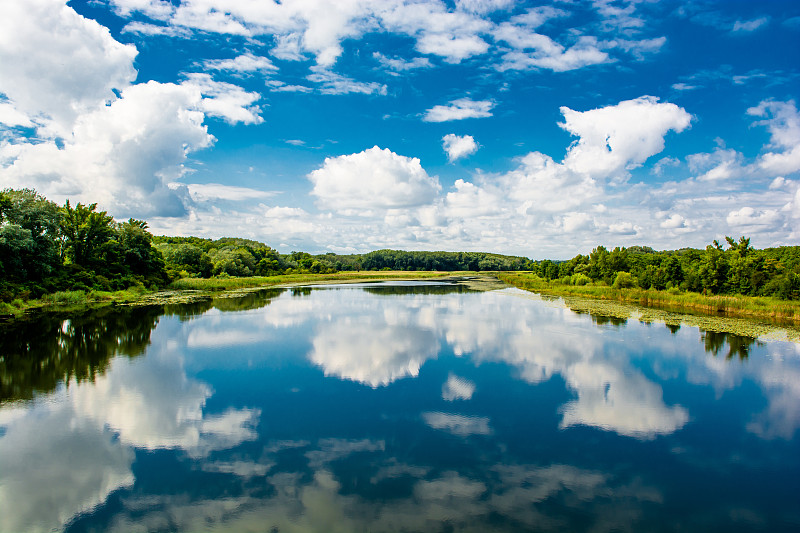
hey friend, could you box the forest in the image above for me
[2,188,800,301]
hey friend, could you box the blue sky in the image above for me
[1,0,799,258]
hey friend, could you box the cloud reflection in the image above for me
[101,438,660,533]
[0,329,259,532]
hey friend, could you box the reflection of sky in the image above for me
[2,282,799,532]
[0,337,259,533]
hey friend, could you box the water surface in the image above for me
[1,282,798,532]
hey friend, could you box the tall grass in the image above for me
[497,272,800,324]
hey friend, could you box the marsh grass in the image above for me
[497,272,800,325]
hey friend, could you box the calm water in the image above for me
[1,281,799,532]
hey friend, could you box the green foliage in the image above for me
[612,271,636,289]
[529,236,800,300]
[0,189,170,300]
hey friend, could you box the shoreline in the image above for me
[4,271,800,342]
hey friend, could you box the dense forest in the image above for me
[2,188,800,301]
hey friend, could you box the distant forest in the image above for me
[2,188,800,301]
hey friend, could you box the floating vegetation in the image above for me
[503,288,800,343]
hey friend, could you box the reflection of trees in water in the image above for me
[163,288,285,320]
[590,314,628,327]
[570,308,629,327]
[700,330,762,360]
[666,324,681,335]
[362,284,477,296]
[212,289,284,312]
[0,289,285,401]
[0,306,162,402]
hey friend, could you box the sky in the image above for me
[0,0,799,258]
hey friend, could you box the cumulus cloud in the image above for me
[183,73,263,125]
[424,98,494,122]
[560,96,693,179]
[726,207,780,228]
[1,81,213,217]
[442,133,479,161]
[748,100,800,176]
[308,146,441,212]
[0,0,268,220]
[0,0,137,134]
[687,147,746,181]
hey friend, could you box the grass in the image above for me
[496,272,800,325]
[168,271,455,291]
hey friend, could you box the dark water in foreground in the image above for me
[1,281,799,532]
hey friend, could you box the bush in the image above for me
[612,271,636,289]
[571,273,592,286]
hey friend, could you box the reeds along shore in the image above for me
[496,272,800,324]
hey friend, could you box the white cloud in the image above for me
[308,146,440,212]
[424,98,494,122]
[307,67,387,95]
[732,17,770,32]
[181,183,278,203]
[416,33,490,63]
[373,52,432,73]
[203,53,278,74]
[660,213,687,229]
[687,147,746,181]
[748,100,800,176]
[563,212,595,233]
[183,73,263,125]
[442,133,479,162]
[1,81,214,218]
[494,25,609,72]
[444,179,504,218]
[560,96,693,178]
[726,206,780,227]
[0,0,137,135]
[379,2,493,64]
[671,82,698,91]
[455,0,515,14]
[121,20,190,37]
[0,102,33,128]
[110,0,175,19]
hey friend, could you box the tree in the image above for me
[0,189,62,283]
[59,201,114,267]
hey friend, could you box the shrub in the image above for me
[612,271,636,289]
[571,273,592,286]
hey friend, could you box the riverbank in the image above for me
[0,271,458,320]
[496,272,800,325]
[4,271,800,337]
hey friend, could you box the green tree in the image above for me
[59,201,114,267]
[0,189,62,284]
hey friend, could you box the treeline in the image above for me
[0,189,167,300]
[531,237,800,299]
[4,188,800,302]
[153,238,534,277]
